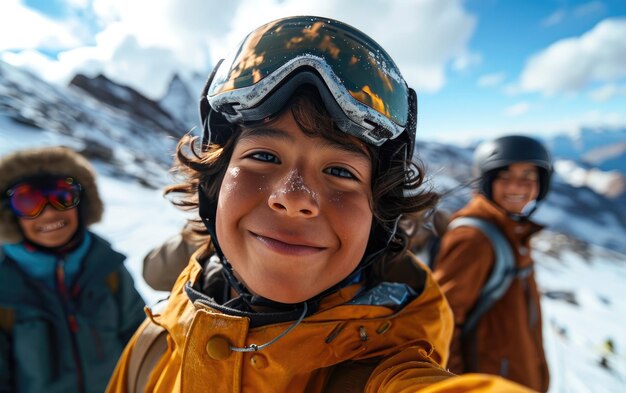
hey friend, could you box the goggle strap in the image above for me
[201,59,224,151]
[407,88,418,160]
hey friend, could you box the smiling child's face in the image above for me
[18,206,79,248]
[491,162,540,214]
[215,109,374,303]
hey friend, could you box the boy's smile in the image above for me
[215,109,374,303]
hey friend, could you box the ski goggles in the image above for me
[4,176,82,219]
[204,16,415,148]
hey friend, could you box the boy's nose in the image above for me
[268,169,320,217]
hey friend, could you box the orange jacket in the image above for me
[432,195,549,392]
[106,249,538,392]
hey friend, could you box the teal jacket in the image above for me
[0,232,146,393]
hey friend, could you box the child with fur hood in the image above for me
[0,146,146,393]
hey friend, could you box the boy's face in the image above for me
[491,162,539,214]
[18,206,79,247]
[215,109,374,303]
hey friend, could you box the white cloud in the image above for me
[503,82,522,96]
[0,0,82,51]
[428,109,626,144]
[519,17,626,95]
[3,0,477,98]
[589,83,626,102]
[44,23,186,98]
[477,72,506,87]
[67,0,90,8]
[504,102,530,117]
[572,1,606,18]
[1,50,69,82]
[579,110,626,127]
[542,10,565,27]
[542,110,626,134]
[452,51,482,71]
[541,2,605,27]
[215,0,478,92]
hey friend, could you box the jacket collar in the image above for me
[2,232,92,289]
[457,195,544,239]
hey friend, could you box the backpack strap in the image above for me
[0,307,15,334]
[447,217,517,335]
[105,270,120,295]
[127,315,168,393]
[0,250,15,334]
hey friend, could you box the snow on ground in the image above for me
[534,234,626,392]
[89,173,186,305]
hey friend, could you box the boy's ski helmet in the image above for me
[473,135,552,201]
[199,15,417,158]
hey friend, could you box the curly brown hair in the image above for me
[165,87,438,270]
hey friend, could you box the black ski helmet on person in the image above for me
[197,15,418,252]
[473,135,552,201]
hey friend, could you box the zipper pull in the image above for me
[55,258,69,297]
[68,314,79,333]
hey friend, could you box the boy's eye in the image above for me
[250,152,280,163]
[325,166,356,180]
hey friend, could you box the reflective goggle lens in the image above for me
[6,178,81,218]
[208,17,409,128]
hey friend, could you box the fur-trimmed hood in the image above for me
[0,146,103,243]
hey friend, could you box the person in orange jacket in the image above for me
[106,16,539,393]
[433,135,552,392]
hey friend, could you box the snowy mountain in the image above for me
[1,59,625,392]
[0,60,197,189]
[158,73,207,133]
[545,127,626,175]
[69,73,187,139]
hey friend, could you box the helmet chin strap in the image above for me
[509,199,538,221]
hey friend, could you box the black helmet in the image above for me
[474,135,552,201]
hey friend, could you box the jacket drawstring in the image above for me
[229,302,308,353]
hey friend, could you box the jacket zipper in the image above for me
[56,258,85,393]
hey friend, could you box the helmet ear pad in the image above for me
[536,167,551,201]
[479,168,500,200]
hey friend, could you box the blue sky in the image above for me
[1,0,625,143]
